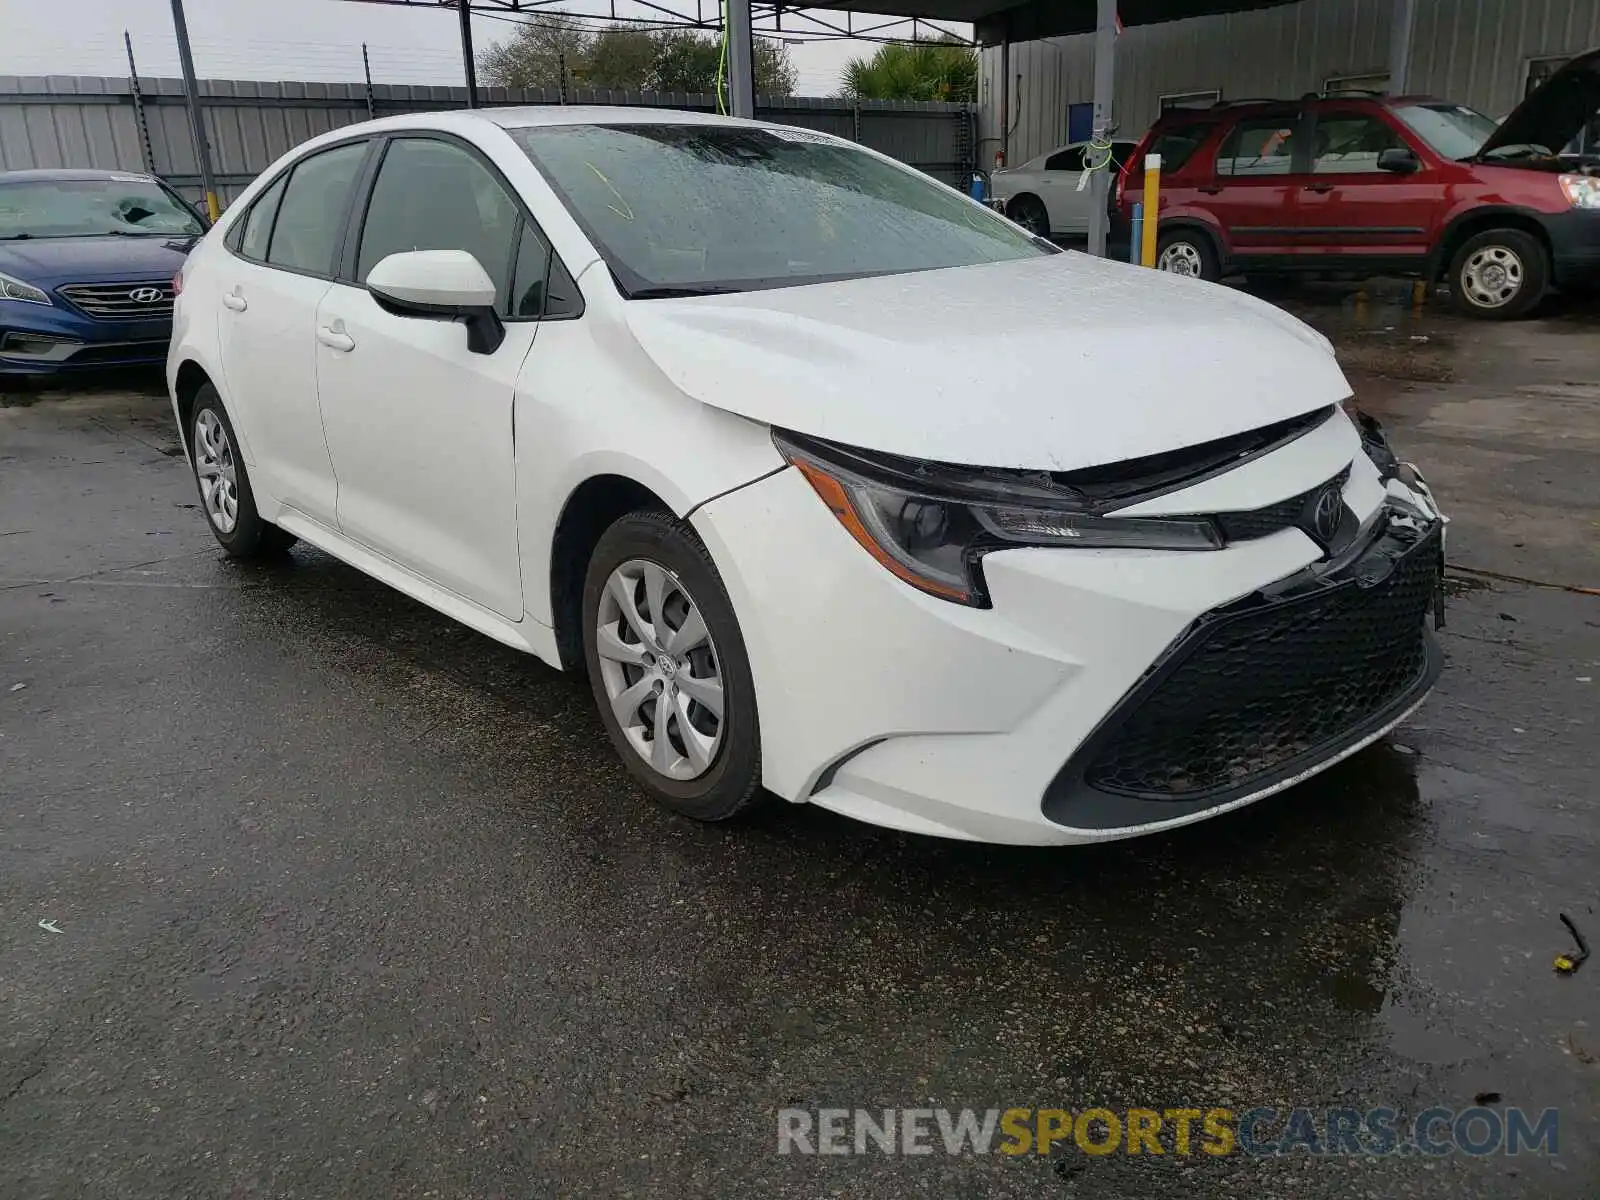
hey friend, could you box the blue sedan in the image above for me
[0,168,208,379]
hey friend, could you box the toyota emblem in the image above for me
[1303,483,1344,546]
[128,286,164,303]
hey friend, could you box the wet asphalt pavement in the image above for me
[2,291,1598,1198]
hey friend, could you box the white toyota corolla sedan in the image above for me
[167,106,1446,845]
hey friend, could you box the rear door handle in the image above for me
[1198,185,1223,194]
[1304,183,1335,193]
[316,325,355,353]
[222,290,247,312]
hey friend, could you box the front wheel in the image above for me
[581,510,762,821]
[1155,231,1220,281]
[1447,228,1548,319]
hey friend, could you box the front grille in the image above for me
[1215,466,1351,542]
[57,280,175,320]
[1081,522,1441,800]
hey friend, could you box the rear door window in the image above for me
[1216,118,1299,176]
[266,142,368,275]
[1044,146,1084,172]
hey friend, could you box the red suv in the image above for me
[1116,50,1600,319]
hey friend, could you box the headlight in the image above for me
[1559,174,1600,209]
[0,272,51,305]
[774,430,1221,607]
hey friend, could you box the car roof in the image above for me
[479,105,769,130]
[0,167,158,182]
[1155,93,1449,126]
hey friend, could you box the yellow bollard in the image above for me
[1139,152,1162,268]
[205,191,221,223]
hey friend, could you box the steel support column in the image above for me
[168,0,219,220]
[999,36,1010,167]
[1388,0,1418,95]
[457,0,479,107]
[1085,0,1117,257]
[726,0,756,118]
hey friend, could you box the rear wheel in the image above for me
[1007,194,1051,238]
[1156,230,1220,282]
[581,510,762,821]
[189,385,297,558]
[1447,228,1548,319]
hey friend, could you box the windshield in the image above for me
[510,123,1049,296]
[0,177,204,240]
[1392,104,1500,159]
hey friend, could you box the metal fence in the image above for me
[0,74,977,205]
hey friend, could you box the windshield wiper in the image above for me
[627,284,740,299]
[0,233,32,241]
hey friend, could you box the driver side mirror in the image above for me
[1377,147,1421,174]
[366,249,505,355]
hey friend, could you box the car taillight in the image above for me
[172,270,184,296]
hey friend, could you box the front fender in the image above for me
[512,315,785,628]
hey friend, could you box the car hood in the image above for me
[1479,47,1600,159]
[622,253,1350,471]
[0,234,199,287]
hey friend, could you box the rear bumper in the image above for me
[0,302,170,375]
[1542,210,1600,287]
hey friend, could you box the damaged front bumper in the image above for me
[1041,503,1445,832]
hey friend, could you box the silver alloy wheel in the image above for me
[1157,241,1203,276]
[193,409,239,534]
[595,558,724,781]
[1460,244,1524,310]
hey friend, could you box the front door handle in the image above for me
[222,290,247,312]
[1304,183,1336,193]
[1198,184,1223,194]
[316,324,355,353]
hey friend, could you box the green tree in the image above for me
[478,15,590,89]
[840,39,977,103]
[480,20,797,97]
[649,31,796,96]
[584,27,658,89]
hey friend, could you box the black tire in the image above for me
[188,384,297,558]
[1155,229,1221,282]
[1007,194,1051,238]
[581,510,762,822]
[1447,228,1548,320]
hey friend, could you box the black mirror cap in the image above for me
[368,285,505,355]
[463,309,505,355]
[1377,148,1421,173]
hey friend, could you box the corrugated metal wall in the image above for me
[981,0,1600,166]
[0,75,976,203]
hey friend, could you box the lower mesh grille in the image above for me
[1082,522,1440,800]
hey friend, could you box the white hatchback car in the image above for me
[168,107,1446,845]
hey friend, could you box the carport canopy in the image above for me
[801,0,1300,49]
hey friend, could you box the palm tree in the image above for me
[840,40,978,103]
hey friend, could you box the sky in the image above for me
[0,0,964,96]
